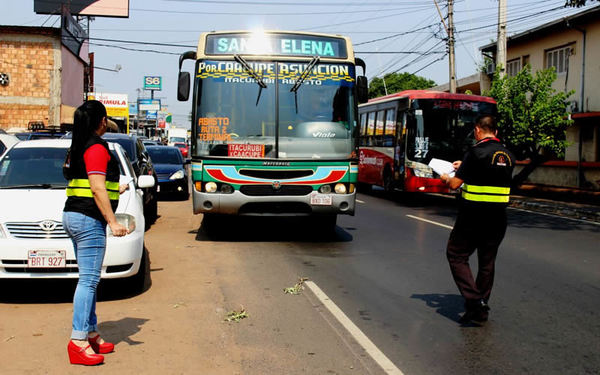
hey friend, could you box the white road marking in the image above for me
[356,199,365,204]
[406,214,453,230]
[305,281,405,375]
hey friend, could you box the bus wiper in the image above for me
[234,54,267,106]
[290,56,320,113]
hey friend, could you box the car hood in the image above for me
[0,190,67,222]
[0,177,133,223]
[154,163,185,175]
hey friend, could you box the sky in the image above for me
[3,0,594,128]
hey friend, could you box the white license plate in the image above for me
[27,250,66,268]
[310,194,332,206]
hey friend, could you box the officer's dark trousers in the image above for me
[446,208,507,305]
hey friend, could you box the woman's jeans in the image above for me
[62,211,106,340]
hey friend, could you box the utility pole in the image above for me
[434,0,456,93]
[497,0,507,78]
[447,0,456,93]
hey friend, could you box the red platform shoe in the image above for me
[68,341,104,365]
[89,335,115,354]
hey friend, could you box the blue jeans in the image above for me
[62,211,106,340]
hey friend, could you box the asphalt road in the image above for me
[287,191,600,374]
[1,192,598,374]
[207,190,600,374]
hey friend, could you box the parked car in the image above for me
[173,142,189,158]
[101,133,159,223]
[13,131,66,140]
[0,139,155,290]
[0,134,19,157]
[142,140,161,147]
[145,146,189,199]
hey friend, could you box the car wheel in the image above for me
[128,247,151,294]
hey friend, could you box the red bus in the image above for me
[358,90,497,193]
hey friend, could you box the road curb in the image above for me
[509,197,600,223]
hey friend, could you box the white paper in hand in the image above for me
[428,158,455,177]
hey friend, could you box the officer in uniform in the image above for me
[440,115,515,323]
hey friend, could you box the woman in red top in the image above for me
[63,100,129,365]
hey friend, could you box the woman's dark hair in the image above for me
[71,100,106,156]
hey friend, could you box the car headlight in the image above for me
[169,169,185,180]
[108,214,136,236]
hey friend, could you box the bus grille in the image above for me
[5,221,69,239]
[239,202,312,215]
[238,169,313,179]
[240,185,313,196]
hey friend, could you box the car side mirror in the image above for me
[178,72,190,101]
[356,76,369,104]
[137,175,155,188]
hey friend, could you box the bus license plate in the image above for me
[27,250,66,268]
[310,194,332,206]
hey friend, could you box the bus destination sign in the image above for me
[205,33,347,59]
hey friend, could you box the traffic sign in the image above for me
[144,76,162,91]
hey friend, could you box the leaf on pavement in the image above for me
[284,277,309,295]
[224,307,248,322]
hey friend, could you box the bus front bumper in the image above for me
[192,190,356,216]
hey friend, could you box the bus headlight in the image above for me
[334,183,347,194]
[169,169,185,180]
[221,184,234,194]
[205,182,218,193]
[410,161,434,178]
[319,185,332,194]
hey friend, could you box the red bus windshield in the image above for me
[407,98,497,164]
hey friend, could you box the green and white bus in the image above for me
[177,30,368,228]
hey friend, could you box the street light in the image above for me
[95,64,122,72]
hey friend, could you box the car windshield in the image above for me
[0,147,125,189]
[0,147,68,188]
[147,147,182,164]
[170,137,186,143]
[194,60,356,159]
[103,137,136,162]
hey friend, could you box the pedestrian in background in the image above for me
[440,115,515,324]
[62,100,129,365]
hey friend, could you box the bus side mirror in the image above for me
[177,72,190,101]
[356,76,369,104]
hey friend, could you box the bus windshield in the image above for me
[194,60,356,159]
[407,99,496,163]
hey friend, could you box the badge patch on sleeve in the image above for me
[492,151,512,167]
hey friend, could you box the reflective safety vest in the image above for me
[461,183,510,203]
[63,135,120,222]
[66,178,120,200]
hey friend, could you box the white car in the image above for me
[0,139,155,290]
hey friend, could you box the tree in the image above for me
[484,65,574,187]
[368,72,436,99]
[565,0,598,7]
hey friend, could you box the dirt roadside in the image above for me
[0,200,373,374]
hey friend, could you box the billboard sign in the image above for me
[143,76,162,91]
[61,10,88,59]
[87,92,128,118]
[138,98,161,112]
[35,0,130,18]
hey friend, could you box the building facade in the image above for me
[0,26,87,131]
[481,6,600,189]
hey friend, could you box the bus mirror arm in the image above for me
[355,58,366,76]
[179,51,196,71]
